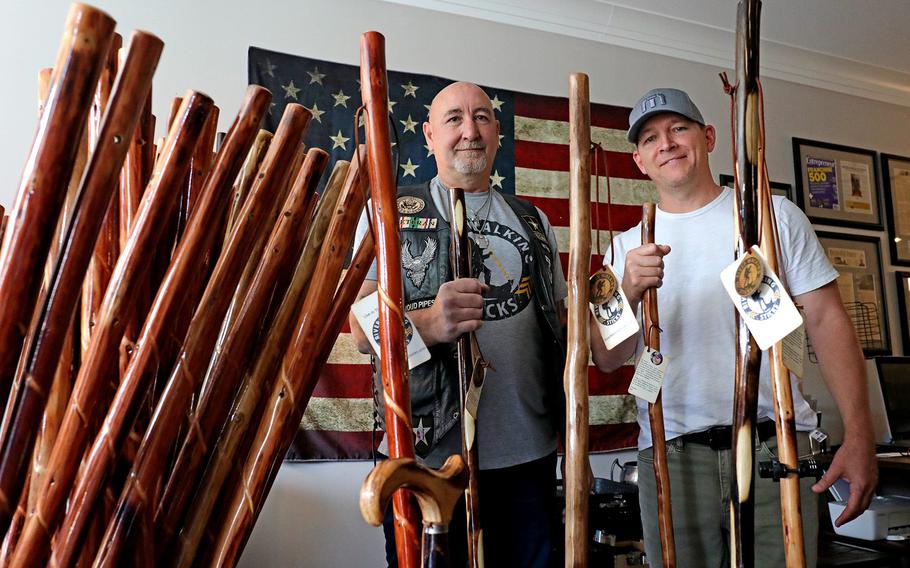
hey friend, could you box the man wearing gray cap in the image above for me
[590,87,876,567]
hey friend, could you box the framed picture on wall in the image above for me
[792,138,883,230]
[896,272,910,354]
[718,174,792,201]
[816,231,890,356]
[880,154,910,266]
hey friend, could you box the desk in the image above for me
[818,451,910,567]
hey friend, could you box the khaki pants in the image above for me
[638,432,818,568]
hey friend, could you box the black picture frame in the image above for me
[896,271,910,355]
[718,174,792,201]
[792,138,882,230]
[816,231,890,357]
[880,154,910,266]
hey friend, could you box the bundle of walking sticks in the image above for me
[0,3,374,566]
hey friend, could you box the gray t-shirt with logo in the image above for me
[354,177,567,470]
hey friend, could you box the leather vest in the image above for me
[371,182,566,457]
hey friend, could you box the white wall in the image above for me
[2,1,909,566]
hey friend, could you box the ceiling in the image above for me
[384,0,910,106]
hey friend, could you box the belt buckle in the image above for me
[706,425,730,451]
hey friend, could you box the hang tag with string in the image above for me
[590,265,639,349]
[352,291,431,369]
[782,322,805,378]
[720,245,802,350]
[628,348,668,404]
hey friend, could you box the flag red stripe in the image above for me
[287,430,378,461]
[590,365,635,396]
[590,421,639,451]
[514,92,630,131]
[515,140,646,180]
[313,363,372,397]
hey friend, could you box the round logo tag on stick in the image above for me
[734,252,764,297]
[589,268,617,305]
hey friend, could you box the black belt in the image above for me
[678,420,776,451]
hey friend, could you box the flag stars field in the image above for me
[402,81,419,98]
[490,94,504,111]
[331,89,351,108]
[307,66,325,85]
[261,58,276,77]
[490,170,505,189]
[329,130,349,150]
[399,115,418,134]
[399,158,419,178]
[306,102,325,123]
[281,80,301,100]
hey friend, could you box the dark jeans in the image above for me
[382,452,559,568]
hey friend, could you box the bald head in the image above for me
[428,82,494,122]
[423,82,500,192]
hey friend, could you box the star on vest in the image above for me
[402,236,438,288]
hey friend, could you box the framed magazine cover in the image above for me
[793,138,882,230]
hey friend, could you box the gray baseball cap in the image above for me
[627,88,705,143]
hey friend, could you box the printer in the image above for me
[829,496,910,540]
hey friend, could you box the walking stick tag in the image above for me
[590,265,639,349]
[352,291,431,369]
[719,246,802,350]
[782,323,806,378]
[628,348,668,404]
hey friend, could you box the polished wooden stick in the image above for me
[641,202,676,568]
[0,4,115,417]
[749,3,806,565]
[172,160,369,568]
[151,148,330,552]
[48,86,272,568]
[360,30,421,568]
[0,29,161,536]
[10,87,214,568]
[729,2,764,566]
[91,103,309,568]
[206,151,371,567]
[448,187,485,567]
[565,71,591,568]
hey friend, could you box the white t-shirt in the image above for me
[606,187,838,449]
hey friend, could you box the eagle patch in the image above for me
[397,196,425,214]
[402,237,438,289]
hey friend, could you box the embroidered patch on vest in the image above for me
[412,414,434,456]
[399,216,438,230]
[402,236,438,289]
[405,297,436,311]
[397,195,425,214]
[522,214,548,244]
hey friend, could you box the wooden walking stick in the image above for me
[565,72,591,568]
[727,2,765,566]
[0,4,115,413]
[91,104,310,568]
[729,1,806,564]
[9,86,214,568]
[171,158,367,565]
[48,86,272,568]
[0,30,162,534]
[360,30,421,568]
[361,456,469,568]
[154,157,348,550]
[205,146,371,567]
[641,202,676,567]
[81,33,122,360]
[448,187,487,567]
